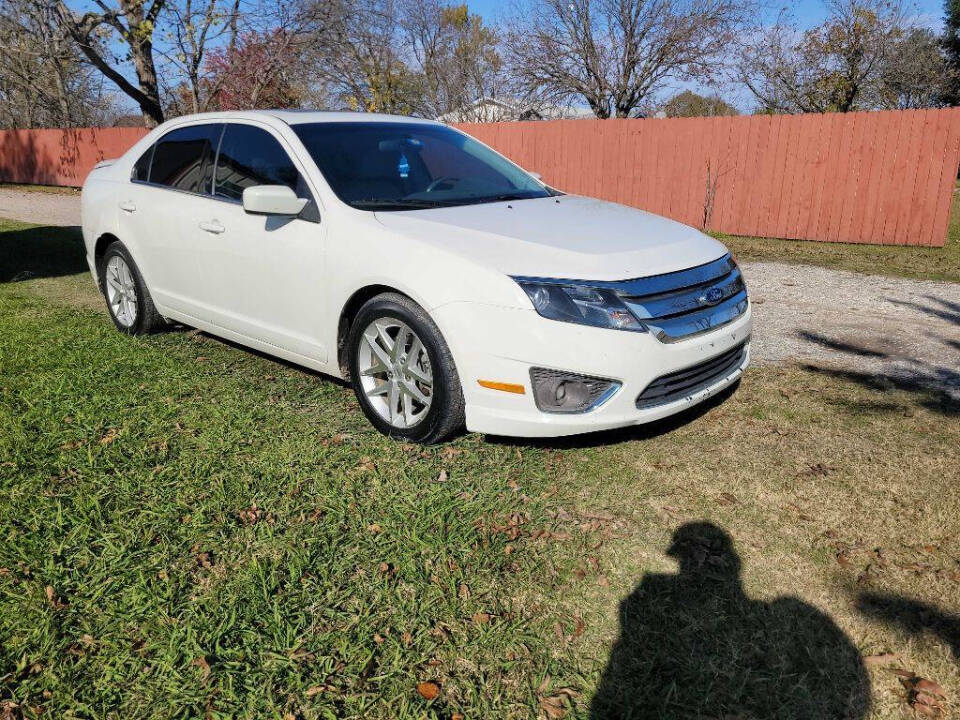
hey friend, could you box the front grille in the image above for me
[618,254,749,343]
[635,341,747,409]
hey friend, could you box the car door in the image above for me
[121,123,223,314]
[182,121,329,364]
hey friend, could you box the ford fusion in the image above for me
[81,111,751,443]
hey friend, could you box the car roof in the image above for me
[165,109,445,127]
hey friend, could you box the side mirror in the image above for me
[242,185,309,216]
[528,171,543,181]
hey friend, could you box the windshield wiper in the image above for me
[351,198,452,210]
[462,192,546,205]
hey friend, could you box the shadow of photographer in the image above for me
[590,522,869,719]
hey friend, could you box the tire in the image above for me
[97,241,165,335]
[348,293,465,444]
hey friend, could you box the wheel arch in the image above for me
[93,233,122,289]
[337,284,410,379]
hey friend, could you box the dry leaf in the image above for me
[717,492,738,506]
[99,428,119,445]
[416,681,440,700]
[367,523,382,534]
[436,469,449,482]
[472,611,491,624]
[191,656,211,683]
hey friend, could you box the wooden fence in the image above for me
[2,108,958,246]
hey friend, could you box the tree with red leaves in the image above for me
[204,29,304,110]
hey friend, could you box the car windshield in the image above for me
[291,121,554,211]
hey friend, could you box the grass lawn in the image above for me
[1,219,958,719]
[718,187,960,283]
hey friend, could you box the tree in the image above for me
[203,28,303,109]
[302,0,422,114]
[155,0,242,115]
[736,0,906,114]
[401,1,505,119]
[942,0,960,104]
[0,0,117,127]
[503,0,749,119]
[56,0,167,126]
[662,89,739,117]
[880,27,948,108]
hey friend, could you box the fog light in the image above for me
[529,368,620,414]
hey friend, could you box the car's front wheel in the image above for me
[98,241,164,335]
[348,293,465,444]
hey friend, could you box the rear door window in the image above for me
[213,124,302,201]
[131,145,154,182]
[149,124,223,193]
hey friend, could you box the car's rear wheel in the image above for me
[348,293,464,444]
[98,241,164,335]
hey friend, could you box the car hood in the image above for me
[373,194,728,281]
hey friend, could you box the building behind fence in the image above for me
[2,108,959,247]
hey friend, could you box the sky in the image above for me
[466,0,947,29]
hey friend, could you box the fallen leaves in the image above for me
[237,503,269,526]
[44,585,67,611]
[416,681,440,700]
[537,676,579,719]
[717,492,738,506]
[898,673,947,717]
[191,656,211,684]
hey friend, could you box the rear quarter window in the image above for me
[148,124,223,194]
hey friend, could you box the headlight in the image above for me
[515,281,645,332]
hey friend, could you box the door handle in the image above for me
[119,200,136,213]
[199,220,225,234]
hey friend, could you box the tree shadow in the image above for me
[590,522,870,719]
[0,129,58,185]
[885,296,960,326]
[485,381,740,450]
[797,330,889,358]
[801,364,960,417]
[0,224,87,282]
[856,592,960,661]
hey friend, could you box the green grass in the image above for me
[717,186,960,283]
[1,219,958,719]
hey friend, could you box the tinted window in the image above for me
[131,145,154,182]
[291,122,551,210]
[214,124,300,201]
[149,124,222,193]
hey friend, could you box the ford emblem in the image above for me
[699,287,724,306]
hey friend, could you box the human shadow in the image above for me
[857,592,960,661]
[0,224,87,282]
[590,522,870,719]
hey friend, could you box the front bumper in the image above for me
[432,301,752,438]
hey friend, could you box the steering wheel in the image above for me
[425,176,460,193]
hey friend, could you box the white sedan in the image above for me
[81,110,751,443]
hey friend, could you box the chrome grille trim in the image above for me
[636,341,748,409]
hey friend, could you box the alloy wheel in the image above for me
[105,255,138,327]
[357,318,433,428]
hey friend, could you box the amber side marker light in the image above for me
[477,380,526,394]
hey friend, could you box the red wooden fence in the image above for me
[2,108,958,246]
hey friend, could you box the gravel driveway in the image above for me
[0,187,81,227]
[3,187,958,399]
